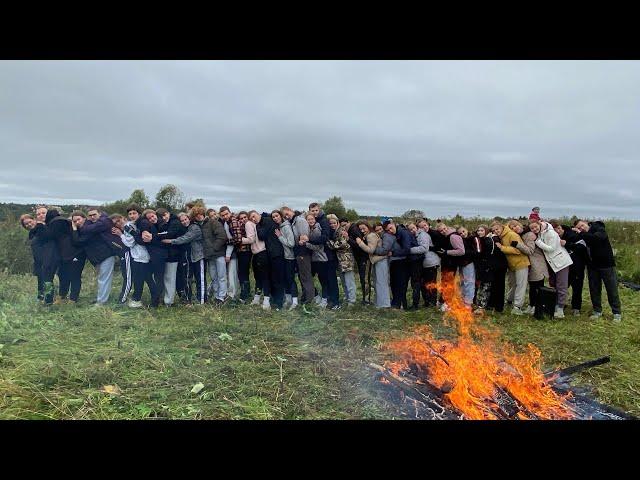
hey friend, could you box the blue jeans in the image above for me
[96,256,115,304]
[207,256,227,301]
[459,262,475,306]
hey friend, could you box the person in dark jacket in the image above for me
[471,225,507,314]
[157,208,188,306]
[574,220,622,321]
[46,209,86,303]
[27,210,62,305]
[284,207,314,304]
[71,209,122,305]
[434,222,467,311]
[376,220,412,309]
[257,212,285,309]
[405,223,426,310]
[134,209,168,307]
[553,221,588,315]
[306,203,340,309]
[20,214,47,301]
[345,219,368,304]
[456,227,477,308]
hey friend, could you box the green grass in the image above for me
[1,269,639,419]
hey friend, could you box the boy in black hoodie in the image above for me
[574,220,622,321]
[134,209,168,307]
[46,209,86,303]
[553,221,588,315]
[157,208,187,305]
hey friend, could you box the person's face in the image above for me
[576,221,589,232]
[282,209,293,221]
[22,218,36,230]
[418,221,429,232]
[329,218,338,230]
[36,207,47,222]
[512,224,523,235]
[374,225,384,235]
[553,225,564,236]
[179,215,190,227]
[195,213,205,222]
[436,224,447,235]
[457,227,468,238]
[146,212,158,224]
[208,211,218,220]
[476,227,486,238]
[385,223,396,235]
[491,225,503,236]
[87,210,100,222]
[306,215,316,227]
[359,224,369,236]
[249,212,260,224]
[161,212,170,223]
[72,216,86,228]
[408,224,418,235]
[340,221,349,229]
[272,212,282,224]
[128,210,140,222]
[220,210,231,222]
[533,208,540,213]
[310,205,320,217]
[114,218,126,229]
[238,213,248,223]
[529,223,541,235]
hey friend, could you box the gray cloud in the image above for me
[1,60,639,219]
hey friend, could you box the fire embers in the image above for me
[383,278,575,420]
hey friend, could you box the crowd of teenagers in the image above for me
[19,203,622,321]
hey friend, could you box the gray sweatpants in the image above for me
[96,255,115,304]
[549,266,570,308]
[207,256,227,301]
[587,266,622,315]
[506,267,528,308]
[374,259,391,308]
[164,261,178,305]
[340,270,357,304]
[296,255,315,303]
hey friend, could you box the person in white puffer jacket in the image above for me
[529,220,573,318]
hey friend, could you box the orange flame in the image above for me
[384,275,575,420]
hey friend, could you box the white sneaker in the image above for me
[589,312,602,320]
[128,300,143,308]
[284,294,292,306]
[572,309,581,316]
[250,295,261,306]
[314,295,322,305]
[440,303,450,312]
[319,299,328,309]
[524,305,535,315]
[287,301,298,311]
[554,307,565,319]
[613,314,622,323]
[511,306,524,316]
[262,297,271,311]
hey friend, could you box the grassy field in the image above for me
[1,268,639,420]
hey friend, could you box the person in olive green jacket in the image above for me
[490,221,530,315]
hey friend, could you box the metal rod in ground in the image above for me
[544,356,610,380]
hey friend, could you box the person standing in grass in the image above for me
[353,221,376,305]
[471,225,506,314]
[20,213,47,302]
[510,220,548,315]
[111,212,149,307]
[235,211,253,303]
[188,207,210,305]
[273,209,299,310]
[529,220,573,319]
[134,209,169,307]
[283,207,314,305]
[257,211,285,310]
[218,206,240,301]
[490,221,530,316]
[574,220,622,322]
[405,222,428,310]
[45,209,86,305]
[456,226,477,309]
[162,212,206,305]
[434,222,467,311]
[245,211,271,309]
[327,213,357,306]
[156,207,188,306]
[552,221,588,316]
[302,212,329,308]
[412,220,440,308]
[199,206,228,305]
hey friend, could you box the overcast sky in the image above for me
[1,60,639,219]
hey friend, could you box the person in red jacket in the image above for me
[529,207,541,221]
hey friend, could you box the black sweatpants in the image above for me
[284,258,298,298]
[489,267,507,312]
[312,261,329,300]
[409,258,423,308]
[326,258,340,306]
[421,265,438,307]
[176,250,190,301]
[269,255,286,308]
[587,266,621,315]
[569,261,585,310]
[354,255,368,302]
[58,258,85,302]
[237,250,252,300]
[41,262,59,305]
[528,279,545,308]
[190,259,207,304]
[149,256,166,303]
[390,258,410,309]
[252,250,270,297]
[131,261,160,305]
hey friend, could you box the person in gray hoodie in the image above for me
[283,207,314,305]
[303,212,329,308]
[409,221,441,308]
[200,208,228,304]
[273,209,298,310]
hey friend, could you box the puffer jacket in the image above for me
[170,223,204,263]
[535,222,573,273]
[410,230,440,268]
[517,231,549,281]
[497,225,530,271]
[277,220,296,260]
[200,217,227,259]
[326,225,355,272]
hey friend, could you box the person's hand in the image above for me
[356,237,363,244]
[300,235,309,243]
[71,222,77,231]
[161,239,172,244]
[387,251,392,257]
[274,228,282,238]
[437,248,446,255]
[341,230,349,238]
[142,231,152,242]
[112,227,122,236]
[495,242,502,249]
[510,241,518,248]
[225,256,231,263]
[572,227,580,233]
[560,239,566,246]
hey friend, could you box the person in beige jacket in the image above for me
[356,221,390,308]
[510,220,549,315]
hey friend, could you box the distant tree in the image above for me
[183,197,205,211]
[129,189,150,209]
[321,196,359,221]
[154,184,185,212]
[402,209,425,220]
[102,188,150,214]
